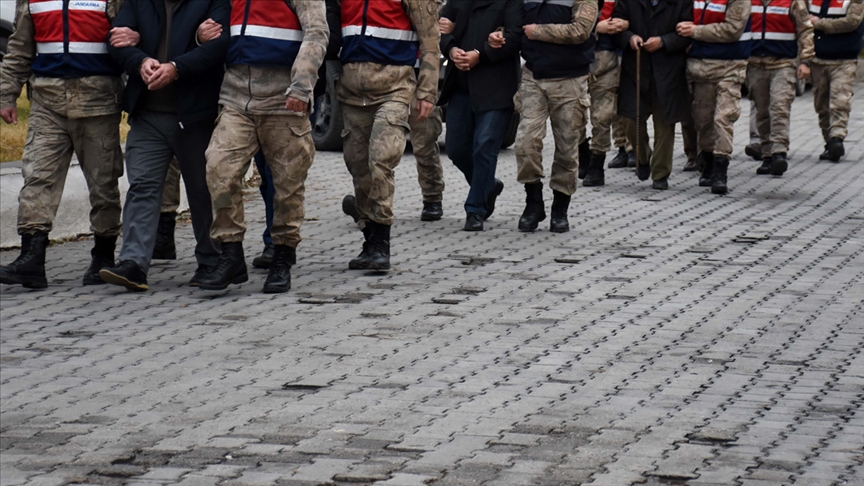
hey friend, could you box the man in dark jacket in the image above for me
[439,0,523,231]
[613,0,692,190]
[99,0,230,291]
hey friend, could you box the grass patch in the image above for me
[1,94,130,163]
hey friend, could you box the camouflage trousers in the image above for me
[409,104,444,203]
[748,63,797,156]
[515,67,589,196]
[205,107,314,247]
[612,116,631,151]
[811,59,857,142]
[588,50,621,154]
[161,158,182,213]
[342,101,410,226]
[688,59,747,157]
[18,100,123,236]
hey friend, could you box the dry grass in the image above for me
[1,94,130,163]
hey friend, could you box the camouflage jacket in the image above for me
[749,0,815,69]
[219,0,329,115]
[812,0,864,34]
[532,0,599,45]
[693,0,750,43]
[336,0,440,107]
[0,0,123,118]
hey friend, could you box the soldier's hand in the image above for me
[439,18,455,35]
[415,100,434,121]
[488,31,505,49]
[110,27,141,48]
[523,24,537,40]
[285,96,308,113]
[147,62,178,91]
[797,63,810,80]
[140,58,161,84]
[809,14,819,24]
[197,19,222,44]
[643,37,663,52]
[0,107,18,125]
[676,22,695,37]
[629,35,644,51]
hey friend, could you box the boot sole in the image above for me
[0,272,48,289]
[263,283,290,293]
[420,213,443,222]
[583,180,605,187]
[198,272,248,291]
[549,225,570,233]
[367,263,390,271]
[349,260,370,270]
[771,161,788,176]
[252,259,272,269]
[712,186,728,195]
[98,269,148,291]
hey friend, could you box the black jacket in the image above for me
[439,0,523,112]
[613,0,692,125]
[109,0,230,125]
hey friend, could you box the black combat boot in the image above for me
[745,143,762,161]
[577,138,591,179]
[627,150,637,168]
[152,212,177,260]
[252,243,274,269]
[826,137,844,162]
[770,152,788,176]
[366,222,391,270]
[421,201,443,221]
[342,194,360,223]
[263,245,295,294]
[711,156,730,195]
[756,157,773,175]
[0,232,49,289]
[348,226,371,269]
[608,146,629,169]
[197,242,248,290]
[583,152,606,187]
[698,152,715,187]
[549,191,571,233]
[518,183,546,233]
[83,234,116,286]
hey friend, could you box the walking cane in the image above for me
[635,44,642,172]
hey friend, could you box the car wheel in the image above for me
[311,76,344,152]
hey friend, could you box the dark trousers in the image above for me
[119,112,219,273]
[253,151,275,246]
[445,92,513,216]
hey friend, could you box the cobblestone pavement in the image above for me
[2,89,863,486]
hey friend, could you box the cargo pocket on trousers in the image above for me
[385,111,410,134]
[289,124,312,138]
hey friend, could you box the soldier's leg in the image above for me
[365,101,409,226]
[161,159,182,214]
[713,65,746,158]
[514,71,549,187]
[767,66,796,156]
[690,80,718,156]
[826,61,856,142]
[747,64,773,159]
[409,105,444,203]
[612,117,629,151]
[589,52,618,156]
[341,104,376,227]
[16,101,75,236]
[810,62,832,144]
[548,75,588,196]
[205,107,259,244]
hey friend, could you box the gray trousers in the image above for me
[118,111,219,273]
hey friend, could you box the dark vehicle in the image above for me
[310,58,520,152]
[1,16,12,62]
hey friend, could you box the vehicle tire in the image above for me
[501,112,519,149]
[311,66,344,152]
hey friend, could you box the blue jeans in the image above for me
[253,151,275,246]
[445,92,513,216]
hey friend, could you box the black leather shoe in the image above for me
[636,161,651,181]
[756,158,773,175]
[698,152,715,187]
[819,147,832,161]
[189,264,214,287]
[485,179,504,220]
[349,227,372,270]
[745,143,763,161]
[682,158,698,172]
[366,222,391,270]
[263,245,294,293]
[421,201,443,221]
[100,260,148,291]
[549,191,570,233]
[652,177,669,190]
[583,152,605,187]
[608,147,629,169]
[152,212,177,260]
[342,194,360,223]
[577,138,591,179]
[464,213,484,232]
[826,137,844,162]
[0,232,49,289]
[711,156,730,194]
[83,234,116,286]
[627,150,637,168]
[197,242,248,290]
[770,153,788,176]
[518,183,546,232]
[252,244,274,269]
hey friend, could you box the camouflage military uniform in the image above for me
[0,0,123,237]
[612,115,631,152]
[160,159,182,213]
[810,0,864,143]
[748,0,815,157]
[687,0,751,158]
[205,0,328,248]
[337,0,440,227]
[514,0,598,196]
[588,50,622,155]
[409,104,444,203]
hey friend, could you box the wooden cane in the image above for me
[635,45,641,170]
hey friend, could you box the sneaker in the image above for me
[100,260,148,291]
